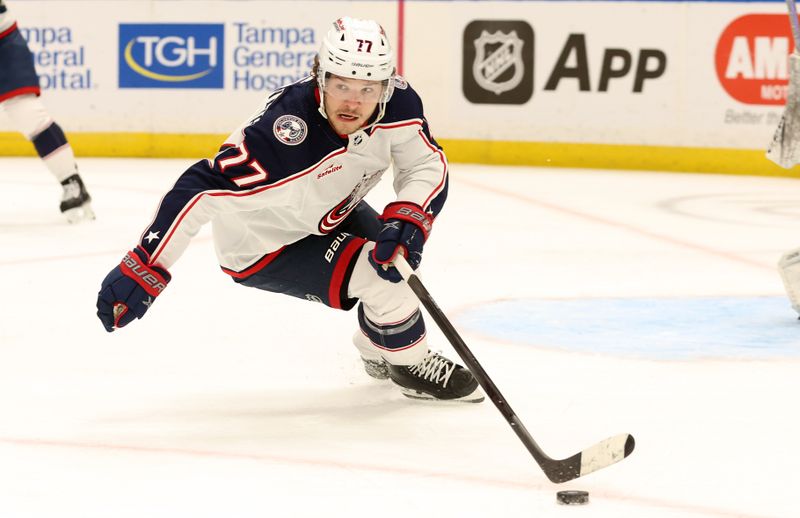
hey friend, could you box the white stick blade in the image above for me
[579,433,634,477]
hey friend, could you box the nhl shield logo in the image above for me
[462,20,533,104]
[472,30,525,95]
[273,115,308,146]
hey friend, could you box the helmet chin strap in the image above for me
[317,98,329,121]
[316,75,330,120]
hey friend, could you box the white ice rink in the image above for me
[0,157,798,518]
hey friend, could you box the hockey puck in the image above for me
[556,490,589,505]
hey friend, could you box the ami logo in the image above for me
[715,14,793,105]
[119,24,224,88]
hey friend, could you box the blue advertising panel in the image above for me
[119,23,225,88]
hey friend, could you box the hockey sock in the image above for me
[357,304,427,365]
[32,122,79,182]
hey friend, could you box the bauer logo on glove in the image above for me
[369,201,433,283]
[120,251,168,295]
[96,247,171,332]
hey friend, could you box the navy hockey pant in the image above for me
[231,201,381,310]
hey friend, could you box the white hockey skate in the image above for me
[60,173,95,223]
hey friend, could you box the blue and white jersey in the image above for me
[136,76,449,277]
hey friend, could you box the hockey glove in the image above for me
[369,201,433,283]
[96,247,171,332]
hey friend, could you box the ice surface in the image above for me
[0,157,797,517]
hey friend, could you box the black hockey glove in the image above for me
[96,247,171,332]
[369,201,432,283]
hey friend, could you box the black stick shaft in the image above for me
[392,256,634,483]
[404,273,579,482]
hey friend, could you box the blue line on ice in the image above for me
[457,296,800,359]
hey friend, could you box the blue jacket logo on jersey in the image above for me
[119,24,224,88]
[273,115,308,146]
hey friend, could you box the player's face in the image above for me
[323,75,383,135]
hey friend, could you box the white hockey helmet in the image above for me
[317,17,396,121]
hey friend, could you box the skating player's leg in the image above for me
[229,209,482,403]
[348,244,483,402]
[3,94,94,222]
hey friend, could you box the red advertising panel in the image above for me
[716,14,793,105]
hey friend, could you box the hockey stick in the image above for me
[767,0,800,168]
[392,255,635,483]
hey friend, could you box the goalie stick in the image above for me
[392,255,635,483]
[767,0,800,168]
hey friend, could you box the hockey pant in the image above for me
[230,201,427,366]
[2,93,79,182]
[0,25,40,101]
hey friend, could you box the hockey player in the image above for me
[95,17,483,403]
[0,0,93,222]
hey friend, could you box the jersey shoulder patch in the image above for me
[240,79,342,182]
[251,78,316,141]
[272,114,308,146]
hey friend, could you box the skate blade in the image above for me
[399,387,485,403]
[63,203,96,224]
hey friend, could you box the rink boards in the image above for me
[0,0,795,175]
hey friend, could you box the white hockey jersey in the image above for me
[137,76,449,278]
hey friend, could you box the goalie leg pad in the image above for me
[778,247,800,315]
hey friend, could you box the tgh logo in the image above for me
[463,20,534,104]
[119,24,225,89]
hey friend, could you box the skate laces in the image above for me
[408,352,456,387]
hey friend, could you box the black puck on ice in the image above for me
[556,490,589,505]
